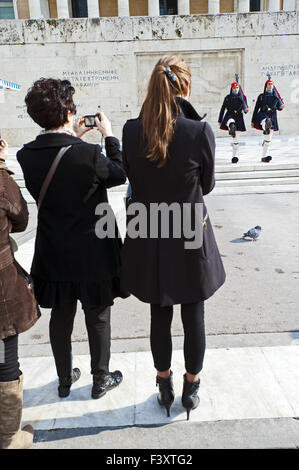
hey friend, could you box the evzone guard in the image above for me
[218,76,249,164]
[251,76,285,162]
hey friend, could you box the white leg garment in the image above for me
[232,132,239,159]
[261,118,267,130]
[262,130,273,157]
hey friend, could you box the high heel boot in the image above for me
[181,374,200,421]
[156,371,175,417]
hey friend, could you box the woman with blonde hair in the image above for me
[121,56,226,419]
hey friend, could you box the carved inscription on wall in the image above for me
[16,105,30,121]
[15,103,84,121]
[261,64,299,77]
[62,69,120,87]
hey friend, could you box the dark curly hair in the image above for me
[25,78,76,130]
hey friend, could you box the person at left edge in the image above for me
[17,78,129,399]
[0,137,40,449]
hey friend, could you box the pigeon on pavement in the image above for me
[242,226,262,242]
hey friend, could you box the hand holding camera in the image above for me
[94,112,113,138]
[74,112,113,139]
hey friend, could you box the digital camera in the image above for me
[84,114,100,127]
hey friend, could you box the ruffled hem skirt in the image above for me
[32,275,130,309]
[220,113,246,131]
[252,111,279,131]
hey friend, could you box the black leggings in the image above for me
[0,334,21,382]
[50,300,111,378]
[150,301,205,375]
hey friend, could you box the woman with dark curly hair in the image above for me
[17,78,128,399]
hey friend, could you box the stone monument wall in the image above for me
[0,12,299,145]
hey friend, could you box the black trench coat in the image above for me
[120,98,226,306]
[17,133,129,309]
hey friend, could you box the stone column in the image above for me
[12,0,18,18]
[208,0,220,14]
[268,0,280,11]
[283,0,295,9]
[238,0,250,12]
[148,0,160,16]
[118,0,130,16]
[87,0,100,17]
[178,0,190,14]
[28,0,42,18]
[40,0,50,18]
[56,0,70,18]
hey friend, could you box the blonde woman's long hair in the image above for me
[140,55,191,168]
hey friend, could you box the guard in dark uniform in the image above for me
[251,78,284,162]
[218,81,249,163]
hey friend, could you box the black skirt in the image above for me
[220,112,246,132]
[32,274,130,309]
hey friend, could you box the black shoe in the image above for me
[263,118,272,135]
[58,368,81,398]
[156,371,175,417]
[92,370,123,399]
[261,156,272,163]
[228,122,236,138]
[181,374,200,421]
[231,156,239,164]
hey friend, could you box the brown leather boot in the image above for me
[0,374,34,449]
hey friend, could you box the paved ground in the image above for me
[4,134,299,450]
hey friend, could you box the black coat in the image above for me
[252,93,281,131]
[17,133,129,308]
[121,98,226,306]
[218,94,247,132]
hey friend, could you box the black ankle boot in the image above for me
[181,374,200,421]
[156,371,175,417]
[228,122,236,138]
[58,368,81,398]
[92,370,123,399]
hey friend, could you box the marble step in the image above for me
[112,184,299,196]
[14,164,299,185]
[105,171,299,192]
[20,346,299,430]
[21,182,299,205]
[113,176,299,189]
[216,169,299,181]
[212,184,299,195]
[215,163,299,173]
[14,163,299,192]
[216,176,299,187]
